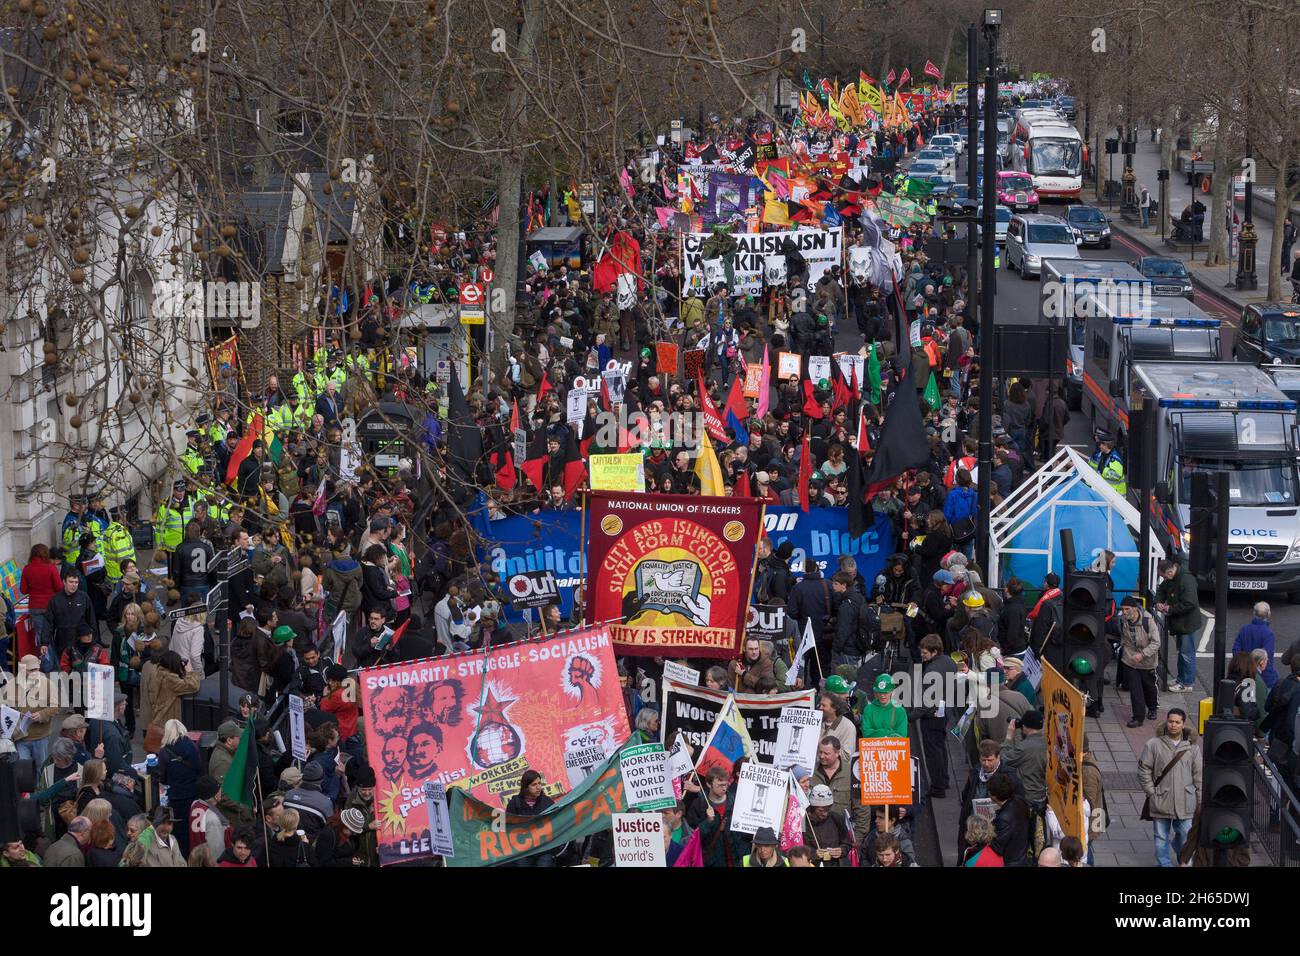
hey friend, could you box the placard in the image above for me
[777,350,801,381]
[0,705,19,740]
[507,570,560,610]
[857,737,912,806]
[589,453,644,492]
[807,355,832,385]
[85,662,115,722]
[666,732,694,782]
[663,659,700,687]
[422,781,455,857]
[772,706,823,772]
[619,743,676,811]
[837,353,866,389]
[1021,646,1043,689]
[683,348,707,381]
[743,363,764,398]
[612,812,666,867]
[529,250,549,272]
[513,427,528,463]
[289,694,308,761]
[656,341,680,375]
[566,388,587,424]
[730,762,790,835]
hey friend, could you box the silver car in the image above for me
[1005,213,1080,278]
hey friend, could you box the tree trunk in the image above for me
[491,0,545,377]
[1203,112,1231,268]
[1267,175,1297,302]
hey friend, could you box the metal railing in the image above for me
[1251,740,1300,867]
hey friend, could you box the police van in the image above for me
[1081,296,1221,442]
[1038,258,1152,409]
[1133,362,1300,600]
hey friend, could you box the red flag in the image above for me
[537,371,554,403]
[830,360,853,411]
[923,59,943,80]
[798,433,813,512]
[494,449,516,490]
[520,429,549,495]
[510,399,521,434]
[802,379,825,419]
[857,401,871,454]
[388,619,409,651]
[224,413,263,485]
[697,372,729,442]
[311,477,328,517]
[723,375,748,423]
[898,67,911,88]
[885,68,897,87]
[734,469,752,498]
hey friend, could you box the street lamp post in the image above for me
[977,8,1000,572]
[966,24,980,334]
[1236,8,1258,290]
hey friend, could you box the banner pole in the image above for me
[579,491,589,625]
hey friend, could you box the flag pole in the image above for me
[578,491,589,625]
[253,765,271,867]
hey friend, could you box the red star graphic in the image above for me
[475,687,516,725]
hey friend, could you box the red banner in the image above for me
[358,625,629,865]
[584,492,765,658]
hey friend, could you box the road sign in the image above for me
[458,282,484,305]
[479,268,494,284]
[579,182,596,216]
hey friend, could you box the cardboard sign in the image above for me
[808,355,832,386]
[777,351,801,381]
[1021,646,1043,689]
[666,732,694,781]
[507,570,560,610]
[857,737,912,806]
[663,659,700,687]
[566,388,587,424]
[0,705,20,740]
[513,427,528,463]
[772,706,823,772]
[529,250,549,272]
[730,762,790,836]
[743,363,764,398]
[612,812,666,867]
[423,781,455,857]
[837,353,866,389]
[85,662,115,722]
[619,743,676,811]
[289,694,308,761]
[589,453,644,492]
[602,369,628,404]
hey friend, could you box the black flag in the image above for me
[446,368,483,488]
[847,396,870,538]
[863,370,930,500]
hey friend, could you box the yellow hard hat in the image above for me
[961,590,985,609]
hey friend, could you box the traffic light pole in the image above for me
[1213,470,1230,691]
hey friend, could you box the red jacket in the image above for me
[60,643,109,674]
[20,558,63,611]
[321,688,359,740]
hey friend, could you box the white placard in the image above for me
[619,744,675,810]
[0,705,19,740]
[837,353,866,389]
[1021,646,1043,689]
[331,611,348,658]
[616,272,637,310]
[666,732,694,781]
[566,388,587,424]
[289,694,308,761]
[85,662,115,722]
[807,355,832,385]
[422,781,455,857]
[529,250,549,272]
[612,812,666,867]
[662,660,699,687]
[773,706,823,772]
[730,762,790,836]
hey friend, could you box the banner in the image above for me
[446,746,630,867]
[359,625,630,865]
[704,171,759,226]
[589,453,645,492]
[661,680,816,764]
[1042,661,1087,846]
[682,227,843,296]
[476,505,893,624]
[205,334,240,406]
[731,763,790,835]
[585,492,765,658]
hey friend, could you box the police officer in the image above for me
[61,494,88,565]
[207,409,231,447]
[292,363,314,405]
[85,492,110,538]
[181,428,204,475]
[1090,431,1127,495]
[314,350,347,396]
[101,506,136,587]
[154,481,186,557]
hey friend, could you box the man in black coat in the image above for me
[988,772,1032,866]
[47,574,96,657]
[830,571,869,669]
[915,635,958,797]
[87,693,134,776]
[752,539,794,605]
[788,559,835,670]
[957,738,1026,857]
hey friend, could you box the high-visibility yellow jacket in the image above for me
[102,522,136,583]
[153,502,184,552]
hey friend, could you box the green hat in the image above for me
[818,378,829,390]
[824,675,852,694]
[272,626,295,645]
[943,275,953,286]
[873,673,896,694]
[641,347,652,360]
[816,314,829,326]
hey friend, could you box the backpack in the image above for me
[190,800,233,851]
[856,599,880,653]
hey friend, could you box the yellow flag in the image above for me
[828,96,846,129]
[763,193,792,226]
[694,430,725,496]
[860,83,884,117]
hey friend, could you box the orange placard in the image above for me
[776,351,802,382]
[656,341,680,375]
[743,364,763,398]
[858,737,911,806]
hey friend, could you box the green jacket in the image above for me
[860,699,908,740]
[1157,567,1202,635]
[0,849,42,867]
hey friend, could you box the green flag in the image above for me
[924,371,941,411]
[903,176,935,200]
[220,718,259,808]
[867,343,882,406]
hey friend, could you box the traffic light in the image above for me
[1062,570,1108,690]
[1188,471,1218,579]
[1200,716,1254,848]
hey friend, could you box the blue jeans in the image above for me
[1140,205,1150,228]
[17,736,49,770]
[29,610,49,647]
[1153,817,1192,867]
[1176,632,1197,686]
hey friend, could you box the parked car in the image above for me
[1065,205,1112,248]
[1135,255,1194,299]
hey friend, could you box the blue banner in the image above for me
[474,504,893,623]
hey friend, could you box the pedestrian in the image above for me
[1139,184,1151,228]
[1282,218,1296,277]
[1137,708,1202,867]
[1232,602,1278,689]
[1117,596,1161,726]
[1154,560,1203,693]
